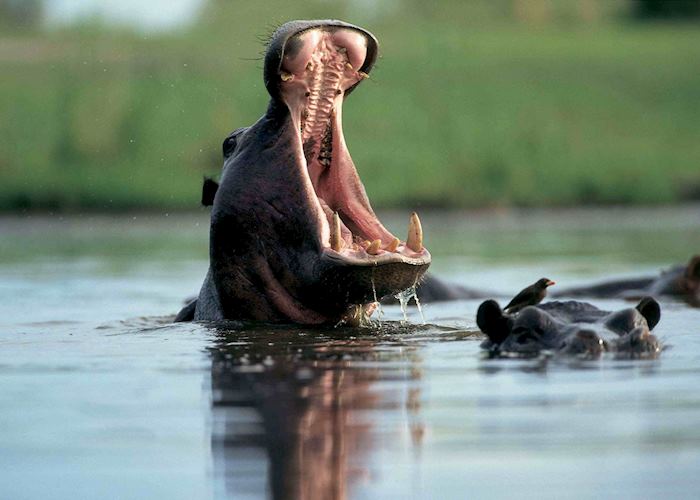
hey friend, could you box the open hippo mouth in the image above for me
[183,20,431,325]
[274,23,429,271]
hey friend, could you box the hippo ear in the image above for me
[685,255,700,280]
[201,177,219,207]
[476,300,510,344]
[636,296,661,330]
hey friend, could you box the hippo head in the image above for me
[203,20,430,324]
[477,297,661,359]
[649,254,700,306]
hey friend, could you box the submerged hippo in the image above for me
[554,255,700,307]
[398,255,700,305]
[477,296,661,359]
[177,20,430,324]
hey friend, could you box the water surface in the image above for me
[1,207,699,499]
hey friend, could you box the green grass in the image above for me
[1,1,699,210]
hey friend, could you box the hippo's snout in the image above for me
[560,329,606,358]
[615,326,660,359]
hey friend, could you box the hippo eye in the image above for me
[223,136,237,158]
[513,328,542,345]
[222,127,247,159]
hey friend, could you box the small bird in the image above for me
[504,278,556,314]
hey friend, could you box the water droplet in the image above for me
[394,285,425,325]
[395,288,411,324]
[414,291,426,325]
[371,272,384,323]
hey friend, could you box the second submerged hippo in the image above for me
[477,297,661,359]
[555,255,700,307]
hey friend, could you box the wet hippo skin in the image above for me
[554,255,700,307]
[477,297,661,359]
[177,20,431,324]
[398,255,700,306]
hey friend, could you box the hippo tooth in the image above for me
[331,212,344,252]
[280,72,294,82]
[367,239,382,255]
[345,62,353,71]
[358,71,369,79]
[386,237,400,253]
[407,212,423,252]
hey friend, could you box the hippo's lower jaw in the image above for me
[187,21,431,325]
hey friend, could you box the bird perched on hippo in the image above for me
[477,289,662,359]
[503,278,556,313]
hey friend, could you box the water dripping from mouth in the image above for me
[371,271,384,323]
[414,290,426,325]
[394,285,425,326]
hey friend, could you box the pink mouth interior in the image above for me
[279,27,427,261]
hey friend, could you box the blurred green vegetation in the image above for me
[1,0,699,211]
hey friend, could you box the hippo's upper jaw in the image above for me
[477,298,662,359]
[196,20,430,324]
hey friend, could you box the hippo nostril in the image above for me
[330,28,368,71]
[561,329,605,357]
[576,330,600,341]
[616,326,660,358]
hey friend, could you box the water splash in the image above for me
[371,272,384,323]
[395,288,410,324]
[414,292,426,325]
[394,285,426,325]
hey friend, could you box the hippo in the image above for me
[393,255,700,306]
[476,296,661,359]
[554,255,700,307]
[177,20,430,324]
[201,177,481,307]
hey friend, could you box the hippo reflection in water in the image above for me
[477,296,662,359]
[177,20,430,324]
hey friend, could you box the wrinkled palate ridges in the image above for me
[280,27,428,262]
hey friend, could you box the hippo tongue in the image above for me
[279,26,426,260]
